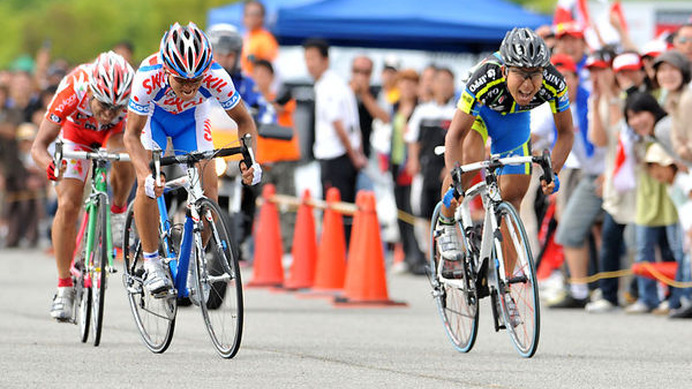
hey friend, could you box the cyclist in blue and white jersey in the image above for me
[124,22,260,296]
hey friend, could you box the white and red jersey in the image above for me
[128,53,241,116]
[46,64,126,147]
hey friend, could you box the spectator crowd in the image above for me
[2,1,692,320]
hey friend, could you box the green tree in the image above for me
[509,0,556,15]
[1,0,234,68]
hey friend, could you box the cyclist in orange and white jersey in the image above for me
[31,51,135,321]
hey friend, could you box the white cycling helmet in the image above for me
[89,51,134,107]
[160,22,214,79]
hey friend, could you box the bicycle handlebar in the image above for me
[449,150,553,199]
[53,141,131,166]
[149,134,256,178]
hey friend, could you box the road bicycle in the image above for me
[122,135,255,358]
[429,151,553,358]
[53,142,130,346]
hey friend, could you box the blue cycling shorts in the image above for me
[141,103,214,155]
[471,105,532,175]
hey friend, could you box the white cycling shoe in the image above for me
[143,260,173,298]
[111,211,127,248]
[50,286,75,322]
[436,223,464,262]
[503,292,523,328]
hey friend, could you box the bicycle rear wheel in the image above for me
[90,194,108,346]
[494,201,540,358]
[193,198,243,359]
[122,203,176,354]
[430,202,479,353]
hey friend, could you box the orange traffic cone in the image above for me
[311,188,347,293]
[247,184,284,287]
[335,191,406,307]
[284,190,318,290]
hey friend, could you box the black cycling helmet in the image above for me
[499,27,551,69]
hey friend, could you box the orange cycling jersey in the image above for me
[46,64,125,147]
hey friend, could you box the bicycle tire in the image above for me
[193,198,243,358]
[91,194,108,346]
[73,219,91,343]
[77,276,91,343]
[493,201,540,358]
[430,202,479,353]
[122,202,176,354]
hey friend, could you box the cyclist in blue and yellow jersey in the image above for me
[437,27,574,262]
[124,22,260,297]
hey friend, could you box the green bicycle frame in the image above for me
[82,159,114,273]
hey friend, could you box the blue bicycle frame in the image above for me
[157,194,194,299]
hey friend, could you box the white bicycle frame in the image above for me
[436,155,537,293]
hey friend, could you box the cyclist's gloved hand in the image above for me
[249,162,262,186]
[240,161,262,186]
[552,173,560,193]
[46,160,65,181]
[144,175,157,199]
[443,187,455,208]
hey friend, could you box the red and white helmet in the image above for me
[89,51,134,107]
[159,22,213,79]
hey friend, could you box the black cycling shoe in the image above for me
[548,294,588,309]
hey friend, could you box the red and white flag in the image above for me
[553,0,591,28]
[612,128,637,193]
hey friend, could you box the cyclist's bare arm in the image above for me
[438,110,476,218]
[225,102,259,185]
[444,110,477,187]
[123,112,165,194]
[31,119,62,171]
[225,102,258,151]
[544,107,575,194]
[550,107,574,174]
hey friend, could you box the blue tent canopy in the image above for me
[208,0,551,52]
[206,0,319,32]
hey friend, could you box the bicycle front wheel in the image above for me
[122,202,176,354]
[90,194,108,346]
[494,201,540,358]
[76,272,91,343]
[193,198,243,359]
[73,216,91,343]
[430,202,479,353]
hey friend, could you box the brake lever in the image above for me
[53,140,64,180]
[240,133,256,169]
[152,149,162,186]
[539,149,553,185]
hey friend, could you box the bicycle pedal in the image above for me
[152,288,176,299]
[431,288,444,298]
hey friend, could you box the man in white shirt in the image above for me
[405,67,457,221]
[304,39,366,240]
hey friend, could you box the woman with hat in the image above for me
[653,50,692,163]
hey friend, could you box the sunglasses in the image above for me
[171,75,204,86]
[507,67,544,81]
[93,98,124,112]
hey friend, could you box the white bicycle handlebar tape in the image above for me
[144,175,157,199]
[251,163,262,186]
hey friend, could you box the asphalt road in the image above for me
[1,248,691,388]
